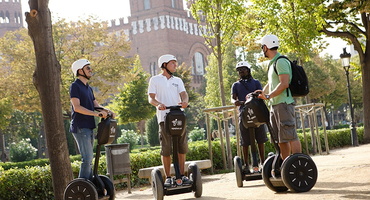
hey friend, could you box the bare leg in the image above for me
[290,140,302,154]
[279,140,302,160]
[178,153,186,175]
[278,142,291,160]
[162,155,172,177]
[257,143,265,164]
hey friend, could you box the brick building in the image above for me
[108,0,210,91]
[0,0,23,37]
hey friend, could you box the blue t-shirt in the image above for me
[69,79,96,133]
[231,78,262,111]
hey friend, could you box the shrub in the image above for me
[117,129,139,151]
[9,138,37,162]
[188,127,205,142]
[146,116,159,146]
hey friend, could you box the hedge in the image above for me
[0,127,364,199]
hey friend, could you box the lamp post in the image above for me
[340,47,358,146]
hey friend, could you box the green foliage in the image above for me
[188,127,206,142]
[9,138,37,162]
[117,129,140,151]
[0,166,53,199]
[145,116,159,146]
[204,44,237,108]
[110,56,155,124]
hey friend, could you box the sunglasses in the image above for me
[84,66,92,70]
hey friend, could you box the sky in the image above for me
[21,0,132,22]
[20,0,349,59]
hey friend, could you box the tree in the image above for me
[110,56,155,146]
[191,1,246,169]
[320,0,370,142]
[25,1,72,199]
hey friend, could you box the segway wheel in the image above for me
[188,163,202,198]
[233,156,243,187]
[281,153,318,192]
[64,178,98,200]
[262,154,288,192]
[99,175,115,200]
[151,168,164,200]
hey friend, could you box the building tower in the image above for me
[0,0,23,37]
[109,0,210,91]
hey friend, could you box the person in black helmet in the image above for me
[69,59,115,180]
[231,61,268,174]
[147,54,191,187]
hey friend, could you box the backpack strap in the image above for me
[272,55,291,97]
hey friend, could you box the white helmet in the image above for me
[235,61,251,70]
[158,54,177,68]
[261,34,279,49]
[71,59,90,76]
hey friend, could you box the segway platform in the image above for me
[242,92,318,192]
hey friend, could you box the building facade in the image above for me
[0,0,23,37]
[109,0,210,91]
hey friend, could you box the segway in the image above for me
[151,106,202,200]
[64,108,117,200]
[234,127,263,187]
[243,92,317,192]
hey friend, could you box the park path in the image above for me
[115,143,370,200]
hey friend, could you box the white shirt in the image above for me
[148,74,186,123]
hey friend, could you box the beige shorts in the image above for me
[159,122,189,156]
[270,103,298,143]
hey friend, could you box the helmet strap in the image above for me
[162,63,173,76]
[78,69,90,80]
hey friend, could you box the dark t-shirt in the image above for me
[231,78,263,111]
[69,79,96,133]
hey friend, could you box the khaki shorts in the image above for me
[270,103,298,143]
[159,122,189,156]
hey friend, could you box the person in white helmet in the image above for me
[257,34,302,161]
[147,54,191,187]
[69,59,115,180]
[231,61,268,174]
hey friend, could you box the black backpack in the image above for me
[241,92,270,128]
[273,56,309,97]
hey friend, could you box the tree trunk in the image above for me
[25,1,73,199]
[138,120,146,147]
[361,53,370,143]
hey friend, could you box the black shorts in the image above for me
[239,116,268,146]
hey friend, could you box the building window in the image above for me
[192,52,205,75]
[144,0,150,10]
[150,62,157,76]
[171,0,177,8]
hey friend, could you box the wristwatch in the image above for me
[265,94,271,99]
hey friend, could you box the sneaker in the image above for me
[164,177,172,187]
[252,166,260,173]
[182,176,193,185]
[242,165,251,174]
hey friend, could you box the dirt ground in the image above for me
[115,143,370,200]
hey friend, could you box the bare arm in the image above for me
[231,94,243,106]
[258,74,289,100]
[179,91,189,108]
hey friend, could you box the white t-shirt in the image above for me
[148,74,186,123]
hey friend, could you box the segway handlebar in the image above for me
[94,107,113,118]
